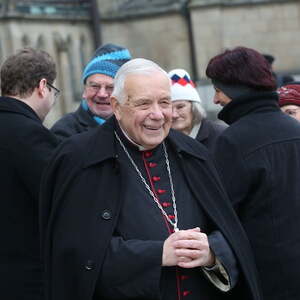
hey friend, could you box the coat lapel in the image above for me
[196,120,210,142]
[77,104,98,129]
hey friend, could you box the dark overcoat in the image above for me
[40,117,262,300]
[195,119,227,151]
[0,96,58,300]
[214,91,300,300]
[51,104,97,141]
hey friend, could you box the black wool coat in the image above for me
[40,117,262,300]
[195,119,227,151]
[214,91,300,300]
[51,104,98,142]
[0,96,58,300]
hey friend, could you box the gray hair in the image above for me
[111,58,170,103]
[191,101,207,125]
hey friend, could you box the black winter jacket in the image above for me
[214,91,300,300]
[51,104,97,142]
[0,96,58,300]
[195,119,227,151]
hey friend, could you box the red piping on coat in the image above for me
[142,152,182,300]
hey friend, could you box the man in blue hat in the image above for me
[51,43,132,141]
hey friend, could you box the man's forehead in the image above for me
[125,71,170,87]
[86,73,113,84]
[125,70,169,82]
[126,93,171,105]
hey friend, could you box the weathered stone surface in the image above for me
[102,13,192,74]
[101,0,186,19]
[191,0,300,79]
[190,0,293,7]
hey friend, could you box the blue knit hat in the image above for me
[82,43,131,83]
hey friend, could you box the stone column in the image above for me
[54,32,74,115]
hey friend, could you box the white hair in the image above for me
[111,58,170,103]
[191,101,207,125]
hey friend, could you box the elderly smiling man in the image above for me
[51,43,131,141]
[40,58,261,300]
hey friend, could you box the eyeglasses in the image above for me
[47,82,60,99]
[85,82,113,94]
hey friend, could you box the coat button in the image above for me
[157,189,166,195]
[85,260,94,271]
[101,210,112,220]
[148,162,157,168]
[144,151,153,158]
[183,290,192,297]
[152,176,160,182]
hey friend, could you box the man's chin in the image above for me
[142,135,167,148]
[92,110,113,119]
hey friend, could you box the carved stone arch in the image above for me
[0,37,4,65]
[79,34,88,72]
[21,35,31,47]
[53,32,68,52]
[66,34,81,102]
[0,40,3,64]
[36,34,46,50]
[67,34,73,47]
[53,32,70,114]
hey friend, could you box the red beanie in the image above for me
[278,84,300,107]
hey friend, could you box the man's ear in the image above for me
[82,86,87,99]
[37,78,48,98]
[111,96,121,121]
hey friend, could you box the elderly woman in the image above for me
[205,46,300,300]
[278,84,300,122]
[168,69,226,150]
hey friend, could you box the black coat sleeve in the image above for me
[14,123,58,201]
[208,230,239,288]
[39,138,82,250]
[213,134,251,212]
[97,236,163,299]
[51,113,80,142]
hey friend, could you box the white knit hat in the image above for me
[168,69,202,103]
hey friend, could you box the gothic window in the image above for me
[21,35,31,47]
[0,39,3,64]
[79,34,87,72]
[0,39,2,92]
[36,35,45,50]
[67,35,80,102]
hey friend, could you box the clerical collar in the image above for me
[118,124,147,151]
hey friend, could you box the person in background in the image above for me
[263,53,294,87]
[206,46,300,300]
[51,43,131,141]
[0,47,58,300]
[40,58,262,300]
[278,84,300,122]
[168,69,227,151]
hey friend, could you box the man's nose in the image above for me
[149,104,164,119]
[96,86,109,97]
[213,94,219,104]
